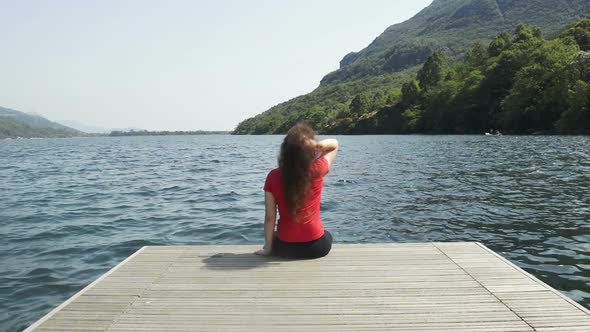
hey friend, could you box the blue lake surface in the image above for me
[1,135,589,331]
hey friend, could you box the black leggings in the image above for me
[271,231,333,259]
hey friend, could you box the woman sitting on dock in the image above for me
[255,122,338,259]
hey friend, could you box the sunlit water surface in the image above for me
[1,135,589,331]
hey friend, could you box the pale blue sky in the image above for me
[0,0,432,131]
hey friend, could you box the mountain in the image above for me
[322,0,590,85]
[0,107,82,138]
[234,0,590,134]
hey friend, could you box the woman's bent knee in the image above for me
[312,231,333,258]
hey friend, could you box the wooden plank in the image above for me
[435,242,590,331]
[22,247,147,332]
[23,243,590,331]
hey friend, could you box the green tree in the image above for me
[371,91,387,110]
[500,38,577,132]
[385,89,402,105]
[466,42,489,70]
[488,32,512,57]
[532,26,543,39]
[349,94,371,116]
[569,51,590,82]
[400,80,421,107]
[560,17,590,51]
[557,80,590,133]
[514,23,535,43]
[401,107,422,133]
[417,50,446,90]
[454,69,487,133]
[421,80,461,133]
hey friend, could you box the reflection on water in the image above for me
[0,135,589,331]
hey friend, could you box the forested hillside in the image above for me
[348,20,590,134]
[234,0,590,134]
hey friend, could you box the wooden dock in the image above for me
[25,243,590,331]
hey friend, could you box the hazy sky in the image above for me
[0,0,432,131]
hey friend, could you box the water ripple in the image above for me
[0,135,589,331]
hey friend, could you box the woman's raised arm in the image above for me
[316,139,339,168]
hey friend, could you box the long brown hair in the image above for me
[279,122,317,218]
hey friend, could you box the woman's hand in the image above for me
[254,246,271,256]
[316,138,338,153]
[303,137,320,152]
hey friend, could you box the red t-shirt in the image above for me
[264,157,330,243]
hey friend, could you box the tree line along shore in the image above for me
[234,18,590,135]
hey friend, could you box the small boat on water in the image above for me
[485,131,503,136]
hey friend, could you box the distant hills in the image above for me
[0,107,82,139]
[234,0,590,134]
[0,106,230,138]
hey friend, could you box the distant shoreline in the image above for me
[4,133,589,140]
[0,131,231,140]
[108,130,231,137]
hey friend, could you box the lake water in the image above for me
[1,135,589,332]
